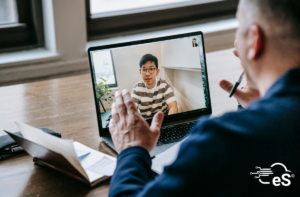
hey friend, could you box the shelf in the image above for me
[162,66,202,72]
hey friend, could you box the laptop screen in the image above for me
[88,32,211,129]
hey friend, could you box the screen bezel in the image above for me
[88,31,212,136]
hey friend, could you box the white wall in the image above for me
[163,68,205,112]
[112,43,163,92]
[160,37,206,112]
[52,0,87,59]
[174,69,205,111]
[161,37,201,69]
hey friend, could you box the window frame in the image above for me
[85,0,239,41]
[0,0,44,53]
[107,50,118,88]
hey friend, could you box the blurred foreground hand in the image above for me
[109,89,164,153]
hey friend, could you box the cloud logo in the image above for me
[270,163,291,172]
[250,163,294,186]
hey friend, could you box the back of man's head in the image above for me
[244,0,300,51]
[236,0,300,93]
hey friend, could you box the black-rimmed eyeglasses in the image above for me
[140,68,157,74]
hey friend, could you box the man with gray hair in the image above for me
[108,0,300,196]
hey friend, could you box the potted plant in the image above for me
[96,77,113,112]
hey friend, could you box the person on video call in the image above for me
[131,54,178,119]
[192,38,198,47]
[109,0,300,196]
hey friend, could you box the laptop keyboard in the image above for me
[157,121,196,146]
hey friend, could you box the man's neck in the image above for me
[146,78,157,89]
[257,59,300,96]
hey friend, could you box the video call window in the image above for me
[90,35,209,128]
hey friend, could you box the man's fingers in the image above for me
[219,79,245,100]
[109,118,116,135]
[219,80,233,93]
[122,89,138,114]
[150,112,164,133]
[111,102,120,124]
[115,91,127,117]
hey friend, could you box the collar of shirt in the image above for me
[264,67,300,99]
[143,77,160,91]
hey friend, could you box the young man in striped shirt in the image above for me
[131,54,178,119]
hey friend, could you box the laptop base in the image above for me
[101,136,179,157]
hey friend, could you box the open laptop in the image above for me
[87,31,212,157]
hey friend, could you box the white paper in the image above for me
[73,142,116,182]
[152,138,187,174]
[86,156,116,176]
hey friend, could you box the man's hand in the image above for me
[109,89,164,153]
[219,81,260,107]
[219,40,260,107]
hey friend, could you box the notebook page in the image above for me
[73,142,116,183]
[15,122,89,181]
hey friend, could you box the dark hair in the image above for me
[248,0,300,41]
[139,54,158,69]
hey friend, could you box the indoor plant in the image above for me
[96,77,113,112]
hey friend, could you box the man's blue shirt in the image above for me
[109,68,300,196]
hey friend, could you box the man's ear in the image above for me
[140,70,142,75]
[156,69,160,76]
[247,24,264,60]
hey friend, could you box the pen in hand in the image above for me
[229,70,244,97]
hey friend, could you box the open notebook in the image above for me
[4,122,116,187]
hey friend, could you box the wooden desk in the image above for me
[0,48,244,197]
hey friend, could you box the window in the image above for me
[86,0,238,40]
[89,0,209,17]
[0,0,18,25]
[0,0,44,53]
[92,50,118,88]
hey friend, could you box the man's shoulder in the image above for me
[157,78,169,84]
[157,78,170,88]
[194,96,300,139]
[133,81,146,89]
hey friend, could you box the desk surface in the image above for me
[0,48,244,197]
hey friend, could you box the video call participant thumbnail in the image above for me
[192,38,198,47]
[131,54,178,119]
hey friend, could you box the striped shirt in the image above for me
[131,77,176,119]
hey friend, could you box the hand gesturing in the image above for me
[109,89,164,153]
